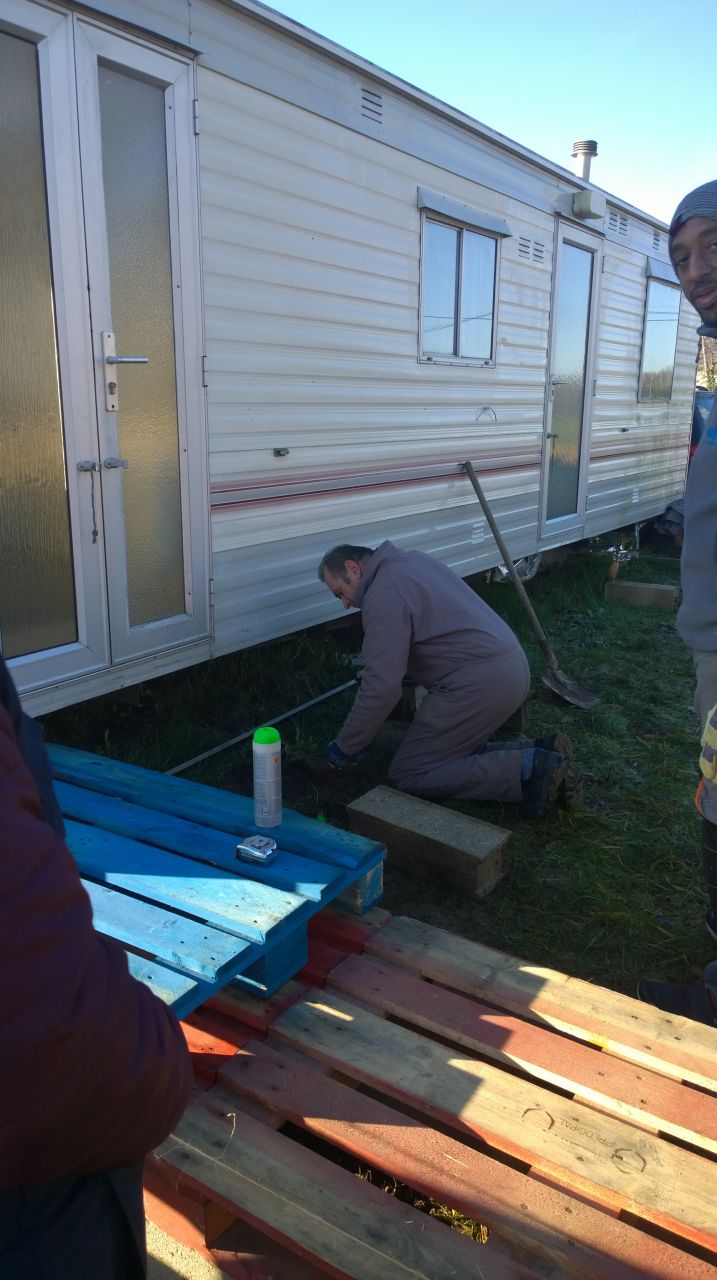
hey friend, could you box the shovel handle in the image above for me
[463,460,559,674]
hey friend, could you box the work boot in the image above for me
[520,749,568,819]
[637,977,717,1027]
[533,731,573,760]
[702,817,717,943]
[533,733,583,809]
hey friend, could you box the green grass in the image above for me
[43,527,711,996]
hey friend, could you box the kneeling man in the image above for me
[319,541,571,817]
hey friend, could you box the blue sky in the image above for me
[266,0,712,224]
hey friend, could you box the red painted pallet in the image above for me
[147,908,717,1280]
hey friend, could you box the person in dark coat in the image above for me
[0,655,65,837]
[638,180,717,1026]
[0,655,193,1277]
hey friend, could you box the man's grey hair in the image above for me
[318,544,374,582]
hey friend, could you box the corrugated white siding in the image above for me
[198,69,562,653]
[8,0,700,708]
[6,0,701,719]
[211,484,540,652]
[584,241,695,537]
[197,57,698,655]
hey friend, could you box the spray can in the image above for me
[252,726,282,827]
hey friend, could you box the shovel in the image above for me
[463,460,599,711]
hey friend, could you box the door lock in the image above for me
[101,331,148,412]
[103,457,129,469]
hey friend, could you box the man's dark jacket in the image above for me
[0,657,193,1275]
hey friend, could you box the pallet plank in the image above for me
[219,1039,716,1280]
[308,903,391,952]
[60,781,344,903]
[206,979,308,1032]
[83,879,250,983]
[271,989,717,1252]
[156,1089,548,1280]
[65,820,306,946]
[367,916,717,1092]
[299,937,348,986]
[329,952,717,1156]
[126,952,205,1017]
[50,745,384,870]
[181,1010,255,1082]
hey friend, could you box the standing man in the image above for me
[638,180,717,1025]
[0,655,193,1277]
[319,541,572,817]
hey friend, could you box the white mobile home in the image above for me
[2,0,699,713]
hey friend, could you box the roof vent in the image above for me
[361,87,383,124]
[571,139,598,181]
[608,210,630,237]
[518,236,545,262]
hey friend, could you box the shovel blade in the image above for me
[542,667,599,711]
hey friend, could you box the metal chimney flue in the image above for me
[572,139,598,181]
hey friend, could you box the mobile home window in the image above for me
[638,279,681,401]
[420,216,498,363]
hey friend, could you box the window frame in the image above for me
[417,189,510,368]
[637,263,681,403]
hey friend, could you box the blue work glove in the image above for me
[326,740,361,768]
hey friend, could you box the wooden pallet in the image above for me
[147,908,717,1279]
[49,745,385,1014]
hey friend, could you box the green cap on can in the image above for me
[253,726,281,744]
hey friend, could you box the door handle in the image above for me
[103,457,129,469]
[101,331,148,412]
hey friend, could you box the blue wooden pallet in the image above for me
[49,745,385,1019]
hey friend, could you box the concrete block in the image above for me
[347,785,511,898]
[604,580,679,611]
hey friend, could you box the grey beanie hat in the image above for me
[669,179,717,242]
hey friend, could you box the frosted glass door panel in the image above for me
[0,32,76,658]
[546,243,593,521]
[98,65,184,627]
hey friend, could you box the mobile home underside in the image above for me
[1,0,697,714]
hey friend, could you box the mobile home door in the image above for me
[0,5,208,697]
[541,222,602,541]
